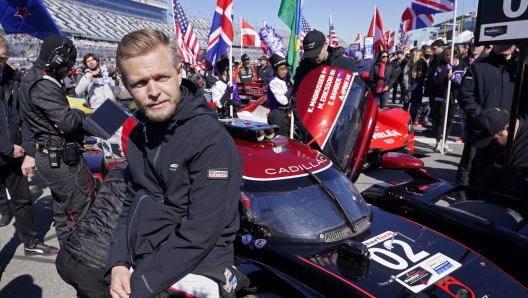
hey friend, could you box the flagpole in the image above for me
[240,17,243,59]
[440,0,458,154]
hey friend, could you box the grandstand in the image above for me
[3,0,349,67]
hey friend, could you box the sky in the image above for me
[178,0,479,44]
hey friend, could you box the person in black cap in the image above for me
[267,53,291,136]
[291,30,358,102]
[469,108,528,200]
[233,53,257,83]
[256,55,274,83]
[19,34,94,248]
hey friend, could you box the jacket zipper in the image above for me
[127,194,150,266]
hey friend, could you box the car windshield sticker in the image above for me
[362,231,462,293]
[396,253,462,293]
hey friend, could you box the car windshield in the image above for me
[241,167,371,243]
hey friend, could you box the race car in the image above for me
[235,79,415,161]
[226,66,527,296]
[361,153,528,286]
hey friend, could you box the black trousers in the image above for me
[56,249,110,298]
[392,80,404,102]
[456,126,477,186]
[0,160,38,247]
[35,151,93,245]
[268,109,289,137]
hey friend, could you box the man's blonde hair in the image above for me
[0,35,9,52]
[116,28,179,77]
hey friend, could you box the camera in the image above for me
[109,71,118,80]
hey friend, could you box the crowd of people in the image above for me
[0,16,526,297]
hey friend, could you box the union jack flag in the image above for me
[401,0,454,21]
[402,14,435,33]
[173,0,201,65]
[206,0,234,68]
[327,19,339,48]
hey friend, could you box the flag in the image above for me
[367,6,386,55]
[299,16,311,50]
[278,0,302,79]
[241,18,266,54]
[206,0,234,68]
[388,30,395,52]
[328,16,339,48]
[384,30,390,45]
[400,35,411,52]
[401,0,454,21]
[354,32,362,50]
[173,0,201,66]
[0,0,62,40]
[402,14,435,33]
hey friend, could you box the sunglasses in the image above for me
[381,55,388,58]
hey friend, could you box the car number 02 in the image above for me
[369,239,430,270]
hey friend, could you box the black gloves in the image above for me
[229,100,241,108]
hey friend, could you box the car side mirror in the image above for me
[381,152,424,170]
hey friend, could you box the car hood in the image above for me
[296,66,378,182]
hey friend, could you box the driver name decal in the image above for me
[309,67,327,113]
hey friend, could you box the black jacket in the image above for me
[106,79,243,298]
[368,61,397,92]
[19,60,86,146]
[257,63,274,83]
[292,46,359,100]
[356,59,375,75]
[458,51,528,122]
[391,57,408,81]
[470,117,528,200]
[63,162,129,269]
[424,51,445,97]
[0,64,34,165]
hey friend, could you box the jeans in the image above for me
[373,92,390,109]
[459,108,467,139]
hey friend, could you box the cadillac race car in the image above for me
[236,79,415,162]
[361,153,528,286]
[226,67,527,297]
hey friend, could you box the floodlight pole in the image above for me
[500,43,528,193]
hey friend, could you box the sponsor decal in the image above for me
[207,168,229,179]
[427,255,453,274]
[241,234,252,245]
[306,42,316,49]
[484,25,508,38]
[254,239,267,249]
[384,138,395,144]
[337,71,344,78]
[244,86,265,95]
[169,164,179,171]
[329,69,336,77]
[324,227,353,242]
[373,130,403,140]
[362,231,395,248]
[397,266,433,288]
[264,155,329,175]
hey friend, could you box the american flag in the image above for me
[328,19,339,48]
[300,17,311,50]
[173,0,201,65]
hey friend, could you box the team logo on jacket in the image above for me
[170,164,179,171]
[207,168,230,179]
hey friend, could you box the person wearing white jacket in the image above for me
[266,53,292,136]
[75,54,120,157]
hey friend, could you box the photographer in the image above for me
[75,53,120,158]
[19,34,94,246]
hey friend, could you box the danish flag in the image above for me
[241,18,266,53]
[206,0,234,67]
[354,32,362,50]
[401,0,453,21]
[388,30,395,52]
[368,6,386,54]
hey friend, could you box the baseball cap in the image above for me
[302,30,326,58]
[259,55,268,61]
[472,108,510,148]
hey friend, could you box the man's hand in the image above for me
[110,266,131,298]
[21,155,36,177]
[9,145,25,159]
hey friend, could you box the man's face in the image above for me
[85,56,98,70]
[243,60,251,67]
[432,46,443,55]
[259,59,267,67]
[397,53,404,60]
[493,126,509,147]
[471,44,485,56]
[493,44,516,56]
[309,44,328,65]
[122,44,183,123]
[0,46,8,72]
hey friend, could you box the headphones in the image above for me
[47,37,74,69]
